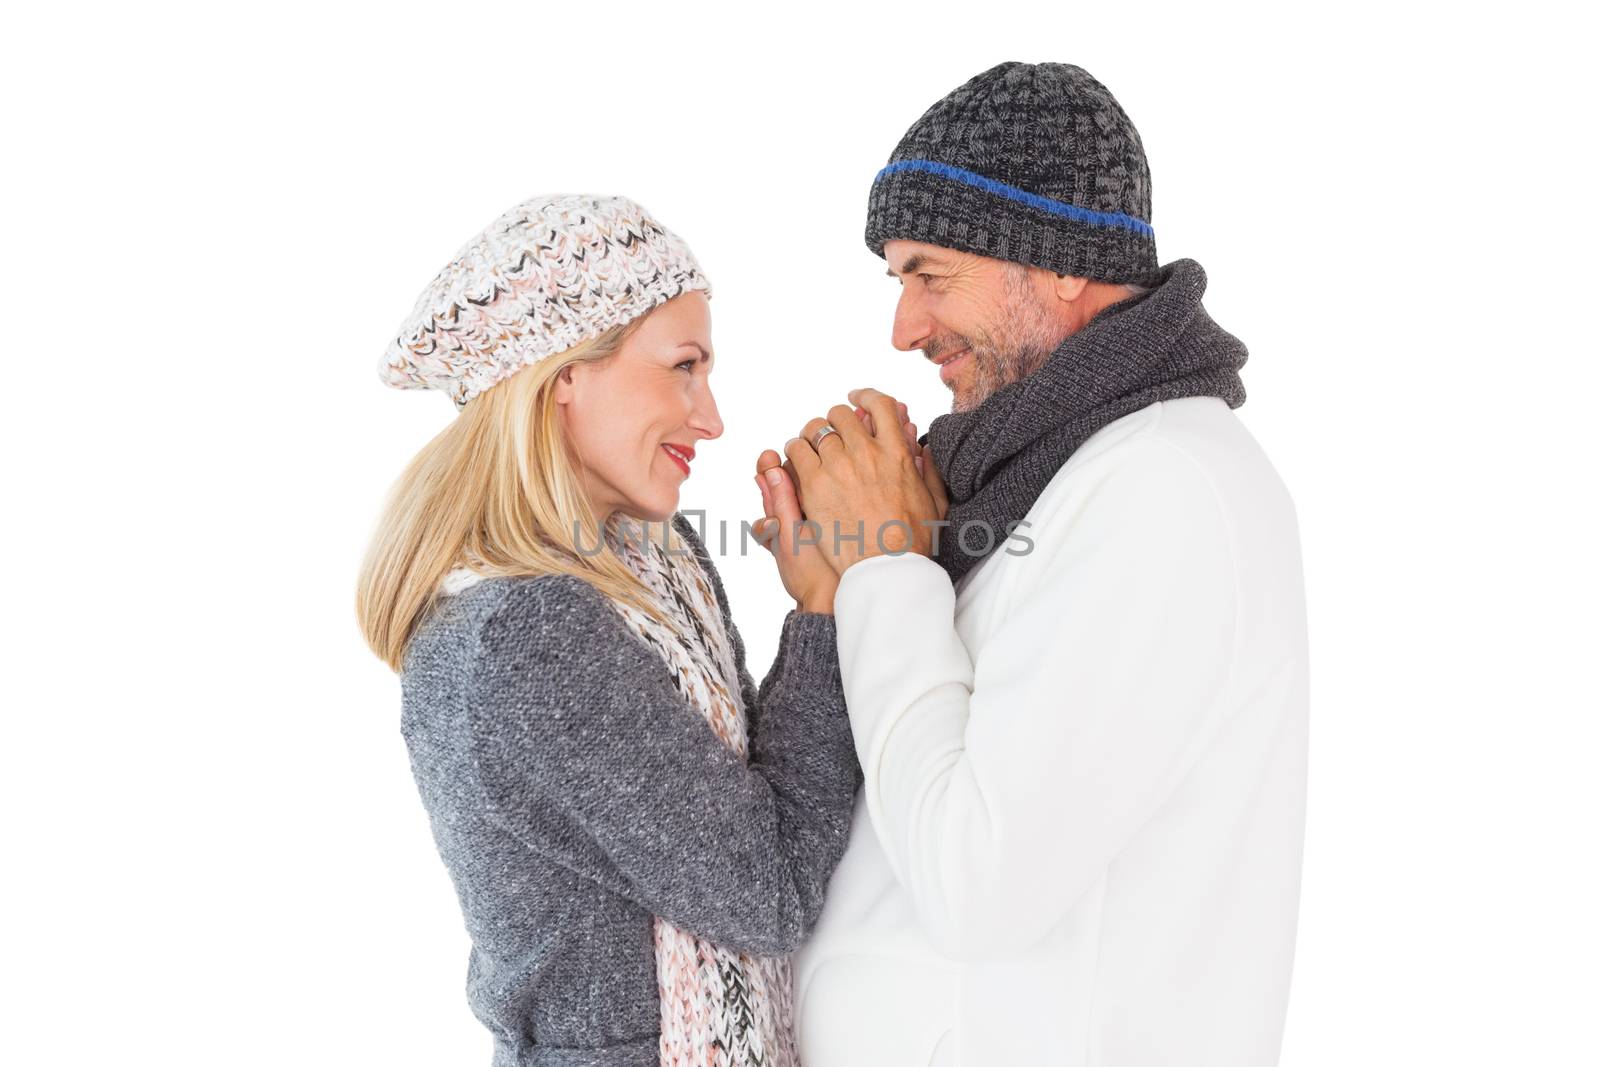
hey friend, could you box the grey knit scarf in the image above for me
[922,258,1248,583]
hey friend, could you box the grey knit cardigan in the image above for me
[398,513,860,1066]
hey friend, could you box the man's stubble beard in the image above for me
[939,266,1068,414]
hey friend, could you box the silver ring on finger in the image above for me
[811,424,840,450]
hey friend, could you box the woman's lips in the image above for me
[937,349,971,384]
[661,443,692,477]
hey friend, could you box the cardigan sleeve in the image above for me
[668,512,856,768]
[831,437,1240,960]
[465,566,857,957]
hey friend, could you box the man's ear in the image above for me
[1050,271,1090,303]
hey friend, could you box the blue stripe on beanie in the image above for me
[874,160,1155,239]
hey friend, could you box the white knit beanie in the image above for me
[379,194,712,408]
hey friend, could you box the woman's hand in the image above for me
[753,449,839,615]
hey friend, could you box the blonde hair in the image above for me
[356,319,680,672]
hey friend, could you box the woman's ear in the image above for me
[552,362,577,405]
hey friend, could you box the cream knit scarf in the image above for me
[603,515,799,1067]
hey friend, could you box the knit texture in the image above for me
[866,62,1159,285]
[923,258,1247,582]
[605,516,798,1067]
[400,513,857,1066]
[381,194,711,409]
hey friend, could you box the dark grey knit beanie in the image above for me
[865,62,1159,286]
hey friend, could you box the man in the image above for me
[762,62,1309,1065]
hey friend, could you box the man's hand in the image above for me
[782,388,945,574]
[772,401,908,516]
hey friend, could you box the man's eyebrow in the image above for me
[886,253,929,278]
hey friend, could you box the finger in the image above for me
[855,405,875,437]
[755,447,785,479]
[756,448,783,515]
[920,443,949,512]
[798,416,831,444]
[798,415,847,457]
[751,514,773,552]
[755,471,773,518]
[903,419,917,448]
[825,403,873,449]
[764,463,804,528]
[846,387,902,432]
[845,389,908,452]
[782,434,823,477]
[780,456,805,513]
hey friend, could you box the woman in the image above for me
[356,194,892,1066]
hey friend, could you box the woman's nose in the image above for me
[690,384,724,440]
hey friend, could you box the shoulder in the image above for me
[1004,401,1244,594]
[1031,402,1228,530]
[400,574,639,747]
[1040,396,1295,552]
[408,570,643,676]
[463,574,671,743]
[467,573,636,665]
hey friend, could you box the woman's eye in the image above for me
[675,359,697,373]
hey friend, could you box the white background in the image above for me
[3,2,1594,1064]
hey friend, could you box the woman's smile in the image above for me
[662,441,695,477]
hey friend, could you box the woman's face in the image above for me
[554,291,722,523]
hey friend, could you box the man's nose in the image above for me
[891,287,932,353]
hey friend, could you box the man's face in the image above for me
[883,239,1068,413]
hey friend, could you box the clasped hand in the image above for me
[753,388,949,611]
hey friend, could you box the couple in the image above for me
[356,62,1309,1067]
